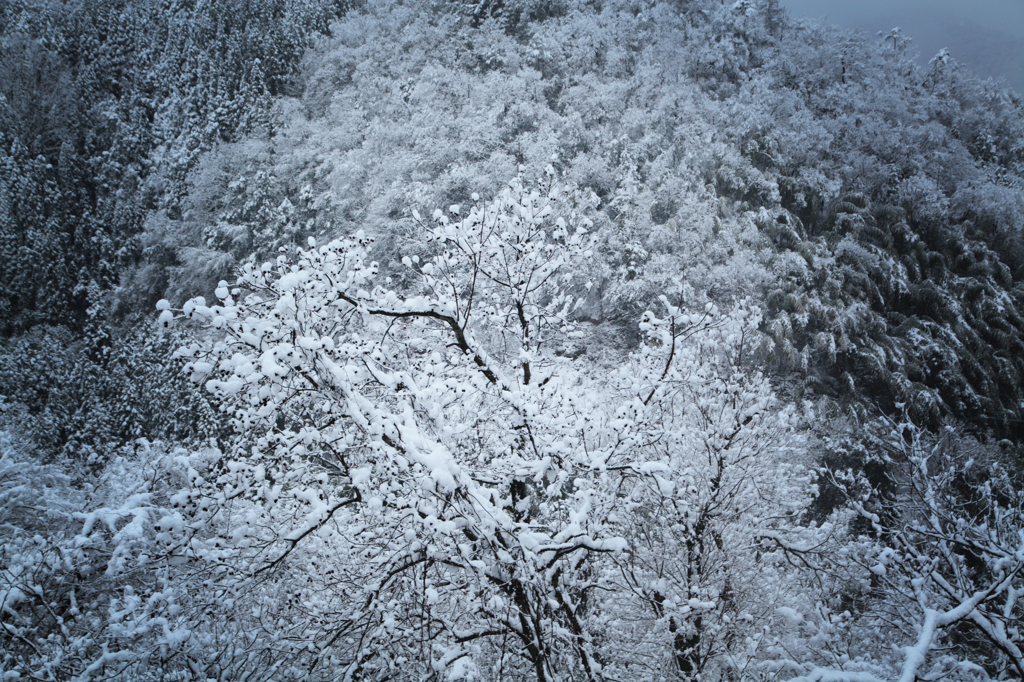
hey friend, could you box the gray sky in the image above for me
[778,0,1024,93]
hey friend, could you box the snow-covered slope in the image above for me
[161,0,1024,438]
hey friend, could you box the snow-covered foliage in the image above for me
[2,0,1024,679]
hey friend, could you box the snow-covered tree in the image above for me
[599,301,817,680]
[157,173,820,680]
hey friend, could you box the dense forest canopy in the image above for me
[1,1,1022,680]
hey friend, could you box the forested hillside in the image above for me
[1,0,349,457]
[2,1,1023,680]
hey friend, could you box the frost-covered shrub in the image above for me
[0,436,212,680]
[782,418,1024,681]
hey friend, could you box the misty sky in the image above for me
[778,0,1024,93]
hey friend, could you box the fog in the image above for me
[779,0,1024,93]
